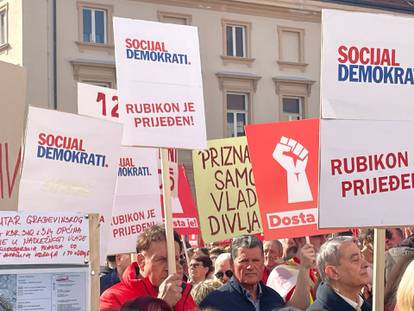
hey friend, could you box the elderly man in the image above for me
[200,235,286,310]
[262,240,283,283]
[214,252,233,284]
[100,224,197,311]
[307,236,371,311]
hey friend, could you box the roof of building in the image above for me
[322,0,414,13]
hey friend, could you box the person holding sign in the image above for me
[100,224,197,311]
[307,236,371,311]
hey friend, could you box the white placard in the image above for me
[106,147,163,255]
[321,9,414,120]
[0,212,88,265]
[77,82,120,122]
[18,106,122,262]
[0,267,89,311]
[319,119,414,228]
[113,17,207,149]
[77,85,166,254]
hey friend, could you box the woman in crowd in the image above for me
[395,259,414,311]
[384,252,414,311]
[189,254,213,285]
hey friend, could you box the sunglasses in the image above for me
[215,270,233,279]
[189,263,202,268]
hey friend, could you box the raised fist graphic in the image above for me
[273,136,313,203]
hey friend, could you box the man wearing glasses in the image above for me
[214,253,233,284]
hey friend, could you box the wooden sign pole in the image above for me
[88,213,100,311]
[161,148,176,274]
[373,228,385,311]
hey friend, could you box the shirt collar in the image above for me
[231,276,263,298]
[334,289,364,310]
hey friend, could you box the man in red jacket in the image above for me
[100,225,197,311]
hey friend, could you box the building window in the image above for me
[71,60,116,89]
[227,93,248,137]
[277,26,307,71]
[221,20,254,65]
[76,2,114,54]
[282,97,303,120]
[0,3,8,49]
[158,11,192,25]
[82,7,106,44]
[81,80,112,88]
[226,25,246,57]
[273,77,314,121]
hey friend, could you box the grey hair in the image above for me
[316,236,354,282]
[264,239,283,251]
[231,235,263,260]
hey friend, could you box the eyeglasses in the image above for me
[189,263,202,268]
[215,270,233,279]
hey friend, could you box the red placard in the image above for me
[172,165,200,235]
[246,119,336,239]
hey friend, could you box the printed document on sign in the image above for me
[0,267,88,311]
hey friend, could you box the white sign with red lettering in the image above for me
[18,107,122,262]
[319,119,414,228]
[113,17,207,149]
[321,9,414,120]
[0,212,89,265]
[107,147,162,254]
[77,83,120,122]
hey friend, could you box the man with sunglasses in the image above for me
[214,253,233,284]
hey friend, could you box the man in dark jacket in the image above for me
[100,225,196,311]
[199,234,286,311]
[307,236,371,311]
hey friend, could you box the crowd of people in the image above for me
[99,224,414,311]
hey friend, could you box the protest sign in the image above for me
[18,107,122,262]
[77,82,179,198]
[0,267,89,311]
[0,212,88,265]
[0,61,27,211]
[172,165,200,235]
[246,119,335,239]
[77,84,169,254]
[113,17,207,149]
[319,119,414,228]
[77,82,120,122]
[321,9,414,120]
[193,137,262,243]
[107,147,162,255]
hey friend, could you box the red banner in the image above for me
[246,119,337,240]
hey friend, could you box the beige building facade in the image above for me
[1,0,413,186]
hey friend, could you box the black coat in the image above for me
[307,282,371,311]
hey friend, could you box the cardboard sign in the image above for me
[18,107,122,261]
[77,82,120,122]
[172,165,200,235]
[319,119,414,228]
[192,137,262,243]
[0,61,27,211]
[0,212,89,265]
[113,17,207,149]
[246,119,334,239]
[107,147,162,255]
[321,9,414,120]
